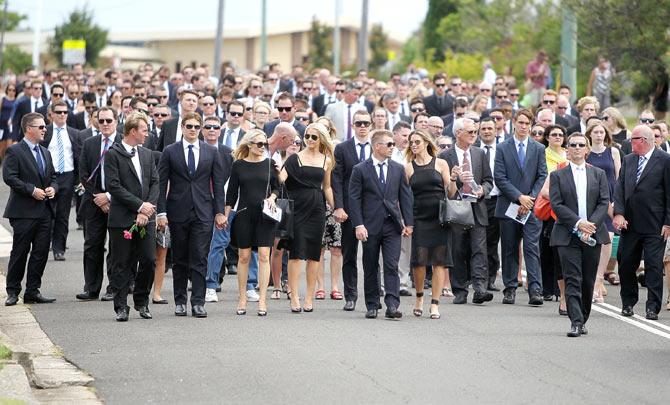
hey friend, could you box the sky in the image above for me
[12,0,428,41]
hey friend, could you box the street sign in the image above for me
[62,39,86,65]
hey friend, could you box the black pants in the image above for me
[540,220,562,296]
[108,225,156,312]
[362,218,401,310]
[618,231,665,314]
[450,223,488,297]
[557,236,601,327]
[6,211,53,296]
[82,202,112,296]
[341,219,360,301]
[51,171,75,254]
[170,211,213,306]
[485,197,500,283]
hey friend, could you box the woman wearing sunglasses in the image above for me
[0,82,18,158]
[225,129,279,316]
[279,123,335,313]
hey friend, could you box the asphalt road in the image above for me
[1,180,669,404]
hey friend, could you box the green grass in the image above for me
[0,344,12,360]
[0,398,29,405]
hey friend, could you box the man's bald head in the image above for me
[631,125,654,156]
[270,122,298,151]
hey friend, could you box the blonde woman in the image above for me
[601,106,629,146]
[225,129,279,316]
[252,101,272,131]
[279,123,335,312]
[470,95,489,116]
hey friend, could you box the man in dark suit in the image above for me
[75,107,118,301]
[104,111,159,321]
[67,92,97,130]
[157,89,200,151]
[219,100,246,148]
[538,90,571,129]
[382,93,412,129]
[312,76,337,117]
[332,110,373,311]
[349,129,413,319]
[441,118,494,304]
[12,81,47,142]
[494,109,547,305]
[157,112,226,318]
[40,101,81,261]
[36,83,67,124]
[550,133,611,337]
[423,73,453,117]
[263,92,307,138]
[613,125,670,320]
[3,113,58,306]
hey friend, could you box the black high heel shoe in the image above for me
[429,299,441,319]
[287,292,302,313]
[413,291,424,317]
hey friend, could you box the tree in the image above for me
[307,17,332,70]
[2,45,32,73]
[368,24,388,73]
[49,7,108,67]
[422,0,459,62]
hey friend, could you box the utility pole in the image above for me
[358,0,369,71]
[333,0,341,75]
[213,0,225,79]
[560,7,577,102]
[0,0,9,70]
[260,0,267,69]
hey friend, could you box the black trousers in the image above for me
[108,224,156,312]
[540,220,562,296]
[618,231,665,314]
[362,218,401,310]
[51,171,75,254]
[450,223,488,297]
[341,218,360,301]
[6,211,53,296]
[82,202,112,296]
[485,197,500,282]
[557,236,601,327]
[170,211,213,306]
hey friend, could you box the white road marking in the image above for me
[597,302,670,333]
[593,303,670,340]
[0,223,12,258]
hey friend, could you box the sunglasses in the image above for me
[568,143,587,148]
[251,85,262,89]
[52,110,68,115]
[479,88,491,92]
[435,83,446,87]
[304,134,319,141]
[542,99,556,105]
[631,136,646,142]
[184,124,201,130]
[549,132,564,137]
[354,121,371,128]
[253,142,268,148]
[245,107,253,111]
[410,139,423,146]
[229,111,244,117]
[492,116,504,121]
[137,109,149,115]
[51,93,64,98]
[277,106,292,112]
[557,106,567,110]
[335,89,345,93]
[438,143,450,149]
[296,116,310,122]
[28,124,46,130]
[410,108,425,113]
[640,118,655,124]
[262,94,273,98]
[293,140,302,146]
[510,93,520,97]
[99,118,114,124]
[380,141,396,147]
[204,124,221,130]
[85,106,97,111]
[450,82,461,87]
[147,102,158,107]
[154,113,169,117]
[531,130,544,136]
[202,102,214,106]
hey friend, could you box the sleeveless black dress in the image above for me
[283,153,326,261]
[409,158,452,267]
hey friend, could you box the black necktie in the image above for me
[484,145,491,162]
[187,144,195,175]
[378,162,386,187]
[359,142,367,162]
[33,145,45,176]
[130,147,136,157]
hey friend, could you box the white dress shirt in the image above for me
[121,140,142,185]
[47,126,75,173]
[175,117,183,143]
[99,134,114,195]
[570,161,588,225]
[183,139,199,172]
[355,138,371,162]
[387,111,402,130]
[481,142,499,196]
[221,124,242,147]
[371,155,389,182]
[637,147,654,177]
[454,145,471,168]
[30,97,43,112]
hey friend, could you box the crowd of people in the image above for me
[2,53,669,337]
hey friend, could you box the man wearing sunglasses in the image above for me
[67,92,97,130]
[423,73,453,118]
[36,84,67,123]
[324,81,364,140]
[220,100,246,148]
[158,89,199,151]
[263,92,306,138]
[539,90,570,129]
[11,80,47,141]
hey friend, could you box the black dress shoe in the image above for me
[5,294,18,306]
[215,286,222,293]
[502,288,516,304]
[646,310,659,320]
[343,300,356,311]
[227,265,237,275]
[621,306,634,317]
[580,325,588,335]
[116,307,129,322]
[399,289,412,297]
[559,308,568,316]
[453,294,468,305]
[472,292,494,304]
[365,309,378,319]
[528,292,544,306]
[23,293,56,304]
[152,298,168,304]
[53,252,65,261]
[192,305,208,318]
[175,304,187,316]
[76,292,98,301]
[377,302,383,310]
[567,325,581,337]
[487,282,500,292]
[637,271,646,287]
[100,292,114,301]
[543,294,555,301]
[385,308,402,319]
[135,305,152,319]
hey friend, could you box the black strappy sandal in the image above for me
[413,292,424,317]
[429,299,441,319]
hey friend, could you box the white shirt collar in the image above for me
[514,136,528,147]
[570,161,586,171]
[121,140,136,154]
[182,138,199,149]
[355,136,370,146]
[643,148,654,160]
[372,155,388,166]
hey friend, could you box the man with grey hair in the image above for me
[556,95,578,128]
[325,81,364,139]
[382,92,411,129]
[614,125,670,320]
[427,116,445,139]
[536,108,554,128]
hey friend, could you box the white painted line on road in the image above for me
[592,304,670,340]
[597,302,670,333]
[0,223,11,258]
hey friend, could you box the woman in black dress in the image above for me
[404,130,456,319]
[225,129,279,316]
[279,123,334,312]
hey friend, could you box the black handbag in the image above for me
[439,190,475,229]
[275,185,294,240]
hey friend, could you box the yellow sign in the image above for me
[63,39,86,50]
[62,39,86,65]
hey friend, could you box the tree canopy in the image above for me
[48,7,108,67]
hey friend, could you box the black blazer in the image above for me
[332,138,362,212]
[263,119,306,138]
[2,141,58,219]
[620,139,632,155]
[79,134,118,216]
[157,117,179,151]
[440,147,493,226]
[423,94,453,117]
[157,140,225,223]
[348,158,413,235]
[613,148,670,235]
[11,97,42,141]
[104,143,159,228]
[216,144,234,186]
[67,111,87,130]
[41,124,81,175]
[549,164,610,246]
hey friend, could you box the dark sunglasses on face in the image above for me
[137,109,149,115]
[380,141,396,147]
[569,143,586,148]
[438,143,450,149]
[147,102,158,107]
[202,102,214,106]
[531,130,544,136]
[410,108,425,113]
[354,121,371,128]
[640,118,655,124]
[52,110,68,115]
[253,142,268,148]
[51,93,64,98]
[99,118,114,124]
[29,124,46,130]
[245,107,253,111]
[154,113,169,117]
[335,89,345,93]
[184,124,201,130]
[557,106,567,110]
[549,132,564,138]
[277,106,292,112]
[296,116,310,122]
[304,134,319,141]
[435,83,446,87]
[464,129,477,135]
[85,106,97,111]
[542,99,556,105]
[251,85,262,89]
[410,139,423,146]
[293,140,302,146]
[229,111,244,117]
[204,124,221,130]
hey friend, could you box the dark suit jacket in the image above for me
[348,158,413,235]
[620,139,632,155]
[549,164,610,246]
[12,97,45,141]
[216,144,234,186]
[440,147,493,226]
[157,117,179,151]
[263,119,306,138]
[104,143,159,228]
[613,148,670,235]
[493,137,547,218]
[67,111,87,130]
[313,94,330,117]
[41,124,81,175]
[363,99,375,114]
[423,94,453,117]
[332,138,362,212]
[157,140,225,223]
[3,141,58,219]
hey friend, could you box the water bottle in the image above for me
[574,230,597,247]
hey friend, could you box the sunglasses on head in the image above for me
[229,111,244,117]
[204,124,220,130]
[277,106,292,112]
[52,110,68,115]
[354,121,371,128]
[184,124,201,130]
[304,134,319,141]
